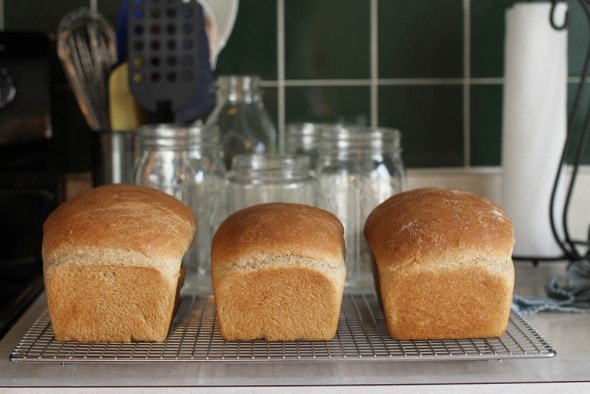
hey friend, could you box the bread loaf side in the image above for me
[42,184,196,342]
[364,187,515,340]
[211,203,346,341]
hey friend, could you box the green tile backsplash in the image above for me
[470,84,503,166]
[378,0,463,79]
[215,0,277,79]
[285,86,371,124]
[3,0,589,169]
[379,85,464,168]
[285,0,371,80]
[470,0,515,78]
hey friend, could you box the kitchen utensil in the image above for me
[86,62,149,186]
[126,0,216,123]
[91,130,137,185]
[57,8,116,131]
[174,2,217,123]
[199,0,239,68]
[108,62,149,132]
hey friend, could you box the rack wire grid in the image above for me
[10,294,556,363]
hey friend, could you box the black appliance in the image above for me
[0,32,62,338]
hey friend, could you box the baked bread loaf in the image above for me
[211,202,346,341]
[364,187,515,340]
[42,184,196,342]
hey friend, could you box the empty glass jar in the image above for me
[285,123,329,175]
[316,125,406,292]
[227,153,315,214]
[206,75,277,169]
[134,124,226,295]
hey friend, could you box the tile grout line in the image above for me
[259,77,511,87]
[370,0,378,128]
[463,0,471,168]
[277,0,286,153]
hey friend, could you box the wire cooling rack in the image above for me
[10,294,555,363]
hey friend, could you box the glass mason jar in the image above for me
[227,153,315,214]
[316,125,406,293]
[206,75,277,169]
[285,123,334,176]
[133,124,226,295]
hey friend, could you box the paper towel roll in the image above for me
[501,3,567,257]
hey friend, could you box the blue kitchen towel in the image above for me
[512,260,590,314]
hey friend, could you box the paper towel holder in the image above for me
[546,0,590,265]
[513,0,588,266]
[549,0,568,31]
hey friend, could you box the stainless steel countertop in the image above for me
[1,262,589,392]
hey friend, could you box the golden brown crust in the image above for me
[211,203,346,341]
[211,202,345,270]
[364,187,515,340]
[42,184,196,343]
[365,187,514,269]
[43,184,196,271]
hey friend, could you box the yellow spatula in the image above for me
[108,62,149,131]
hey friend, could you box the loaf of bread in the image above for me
[42,184,196,342]
[211,202,346,341]
[364,187,515,340]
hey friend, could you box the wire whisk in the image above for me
[57,8,116,131]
